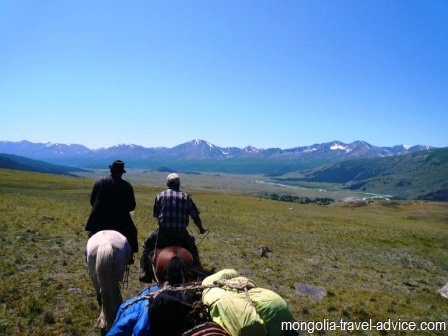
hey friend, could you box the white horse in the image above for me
[86,230,131,333]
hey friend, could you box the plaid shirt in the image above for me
[153,188,200,231]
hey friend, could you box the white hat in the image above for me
[167,173,180,187]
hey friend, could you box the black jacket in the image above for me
[85,175,138,252]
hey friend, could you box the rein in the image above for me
[151,228,161,283]
[122,264,130,288]
[194,229,209,246]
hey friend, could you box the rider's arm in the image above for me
[153,196,160,219]
[90,180,100,206]
[192,215,206,234]
[127,184,136,212]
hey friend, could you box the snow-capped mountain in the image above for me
[0,140,91,158]
[0,139,434,173]
[169,139,229,160]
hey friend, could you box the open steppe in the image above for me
[1,169,447,335]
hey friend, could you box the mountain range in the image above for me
[0,139,433,175]
[274,147,448,201]
[1,139,446,201]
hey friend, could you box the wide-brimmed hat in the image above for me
[109,160,126,173]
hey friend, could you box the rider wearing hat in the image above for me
[85,160,139,262]
[139,173,206,283]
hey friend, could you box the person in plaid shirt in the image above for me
[139,173,207,283]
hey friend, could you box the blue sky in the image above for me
[0,0,447,149]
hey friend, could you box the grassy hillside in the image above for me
[1,169,448,335]
[275,147,448,200]
[0,153,87,175]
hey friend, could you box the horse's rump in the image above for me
[153,246,194,284]
[155,246,194,265]
[86,230,130,333]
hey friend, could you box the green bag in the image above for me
[202,269,294,336]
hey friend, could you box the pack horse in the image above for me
[86,230,131,333]
[152,246,195,285]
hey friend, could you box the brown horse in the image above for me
[152,246,195,285]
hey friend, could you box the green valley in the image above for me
[0,169,447,335]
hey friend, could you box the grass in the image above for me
[1,168,448,335]
[76,169,365,200]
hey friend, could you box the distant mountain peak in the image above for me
[0,139,435,174]
[113,143,140,148]
[188,139,203,144]
[330,143,347,151]
[189,139,215,149]
[192,139,205,145]
[243,145,261,153]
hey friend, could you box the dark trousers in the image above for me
[140,228,201,277]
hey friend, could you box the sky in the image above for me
[0,0,447,150]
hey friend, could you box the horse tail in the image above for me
[166,255,187,286]
[96,241,115,281]
[95,241,121,331]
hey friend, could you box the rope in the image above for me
[124,278,258,309]
[124,282,212,308]
[195,229,209,246]
[203,279,258,310]
[122,264,130,288]
[151,228,161,283]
